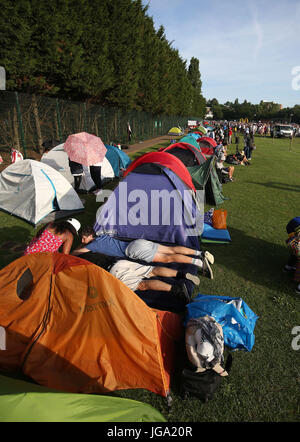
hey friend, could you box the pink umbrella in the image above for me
[64,132,107,166]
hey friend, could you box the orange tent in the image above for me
[0,253,182,397]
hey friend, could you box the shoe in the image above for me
[203,251,214,265]
[295,284,300,295]
[283,264,296,272]
[202,257,213,279]
[180,282,191,304]
[184,273,200,286]
[171,282,191,304]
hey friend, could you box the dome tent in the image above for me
[95,151,204,251]
[41,143,115,191]
[168,126,184,136]
[0,252,182,398]
[0,373,166,422]
[0,160,84,225]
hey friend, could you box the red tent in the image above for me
[124,151,196,191]
[159,142,207,165]
[197,137,217,155]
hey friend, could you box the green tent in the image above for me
[187,156,225,206]
[197,125,207,135]
[0,373,166,422]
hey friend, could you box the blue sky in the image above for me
[142,0,300,108]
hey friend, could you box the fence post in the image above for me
[55,98,63,141]
[83,102,88,132]
[32,94,43,154]
[14,92,27,159]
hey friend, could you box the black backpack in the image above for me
[180,353,233,402]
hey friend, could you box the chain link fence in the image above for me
[0,91,190,160]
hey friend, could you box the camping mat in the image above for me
[200,222,231,244]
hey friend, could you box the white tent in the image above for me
[41,143,115,191]
[0,160,84,225]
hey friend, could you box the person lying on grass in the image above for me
[23,218,81,256]
[72,226,214,279]
[77,250,198,305]
[110,260,196,304]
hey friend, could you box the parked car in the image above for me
[273,125,294,138]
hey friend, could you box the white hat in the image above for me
[66,218,81,233]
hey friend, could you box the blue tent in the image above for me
[94,161,203,251]
[181,134,201,146]
[105,145,131,176]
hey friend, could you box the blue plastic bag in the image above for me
[185,294,259,351]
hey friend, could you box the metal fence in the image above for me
[0,91,190,159]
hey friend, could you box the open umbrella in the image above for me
[64,132,107,166]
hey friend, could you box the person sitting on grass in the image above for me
[284,217,300,294]
[215,140,235,182]
[23,218,81,255]
[72,226,214,279]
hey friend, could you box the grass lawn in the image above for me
[0,135,300,422]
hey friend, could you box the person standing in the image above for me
[69,159,83,192]
[127,122,132,142]
[90,161,103,191]
[228,127,233,144]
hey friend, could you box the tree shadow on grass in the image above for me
[247,181,300,193]
[210,226,292,292]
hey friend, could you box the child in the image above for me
[24,218,81,255]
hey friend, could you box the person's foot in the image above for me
[171,282,191,304]
[202,257,214,279]
[202,251,214,265]
[183,273,200,286]
[295,284,300,295]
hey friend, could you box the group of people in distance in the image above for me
[210,124,256,184]
[23,219,215,305]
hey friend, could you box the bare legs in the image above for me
[153,244,202,265]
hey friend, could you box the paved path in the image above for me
[124,135,175,155]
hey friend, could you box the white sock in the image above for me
[195,250,202,256]
[192,258,203,268]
